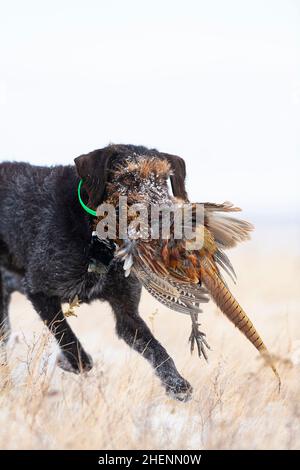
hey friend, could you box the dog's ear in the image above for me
[163,153,188,201]
[74,148,113,207]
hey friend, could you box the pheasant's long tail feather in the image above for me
[200,262,281,388]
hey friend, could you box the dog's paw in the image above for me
[165,377,193,402]
[57,351,93,374]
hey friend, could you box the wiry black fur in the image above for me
[0,144,192,401]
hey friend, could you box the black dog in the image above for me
[0,144,192,401]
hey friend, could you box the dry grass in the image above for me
[0,225,300,450]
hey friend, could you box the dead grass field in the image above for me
[0,224,299,450]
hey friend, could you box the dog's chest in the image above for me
[54,234,116,303]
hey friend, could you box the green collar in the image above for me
[77,179,97,217]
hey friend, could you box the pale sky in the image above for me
[0,0,299,220]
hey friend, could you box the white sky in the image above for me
[0,0,299,219]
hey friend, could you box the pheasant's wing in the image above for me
[133,251,209,315]
[203,202,254,249]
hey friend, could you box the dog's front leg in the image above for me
[28,293,93,373]
[0,272,11,364]
[106,279,192,402]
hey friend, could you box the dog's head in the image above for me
[74,144,188,208]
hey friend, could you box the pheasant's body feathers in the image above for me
[133,255,209,315]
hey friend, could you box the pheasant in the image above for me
[96,155,280,386]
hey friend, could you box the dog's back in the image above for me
[0,162,74,272]
[0,162,51,269]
